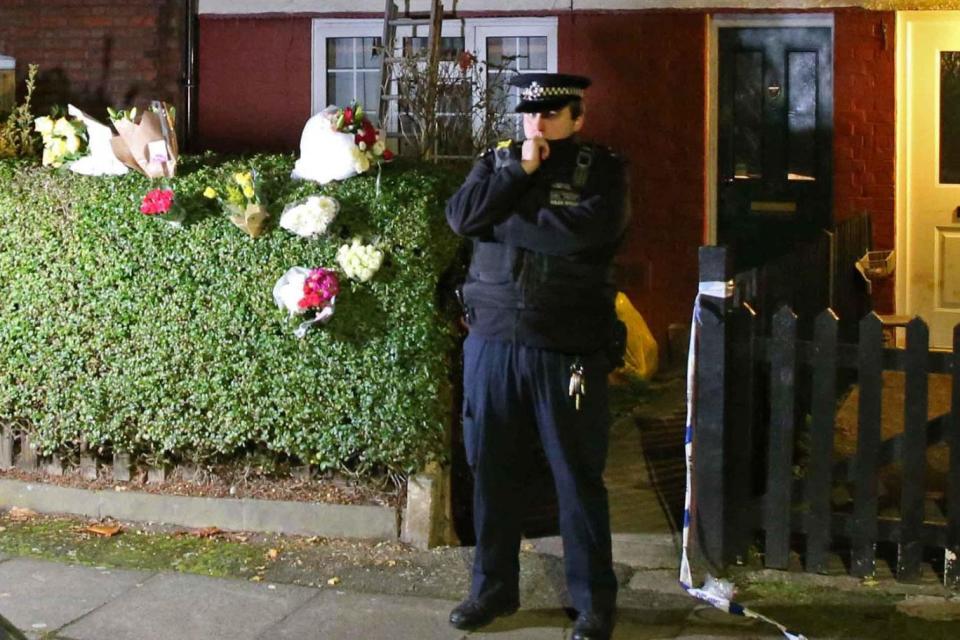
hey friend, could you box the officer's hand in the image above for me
[521,137,550,174]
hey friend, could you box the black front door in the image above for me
[718,27,833,269]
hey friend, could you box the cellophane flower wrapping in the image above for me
[279,195,339,238]
[291,103,393,185]
[272,266,340,338]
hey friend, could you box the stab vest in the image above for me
[462,143,617,337]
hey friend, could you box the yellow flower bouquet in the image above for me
[203,169,269,238]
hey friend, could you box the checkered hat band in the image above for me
[520,83,585,101]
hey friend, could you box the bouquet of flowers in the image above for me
[336,238,384,282]
[291,102,393,185]
[140,187,186,227]
[106,101,178,179]
[273,266,340,338]
[335,103,394,166]
[279,195,339,238]
[34,114,88,168]
[203,169,269,238]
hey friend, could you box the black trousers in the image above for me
[462,334,617,614]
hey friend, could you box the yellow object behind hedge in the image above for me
[615,291,658,381]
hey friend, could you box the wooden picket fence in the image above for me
[694,246,960,587]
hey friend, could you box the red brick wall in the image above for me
[0,0,183,121]
[833,9,896,312]
[560,11,708,352]
[197,16,312,153]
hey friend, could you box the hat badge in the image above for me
[522,81,544,101]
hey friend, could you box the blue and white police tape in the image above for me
[680,280,807,640]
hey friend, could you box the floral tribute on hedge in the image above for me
[336,238,384,282]
[140,187,186,227]
[204,169,269,238]
[279,195,339,238]
[291,102,393,185]
[34,114,88,168]
[273,266,341,339]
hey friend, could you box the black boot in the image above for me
[448,597,519,630]
[571,610,615,640]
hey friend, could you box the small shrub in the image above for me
[0,63,39,159]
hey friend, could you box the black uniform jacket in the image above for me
[445,136,629,354]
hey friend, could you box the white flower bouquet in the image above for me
[336,238,384,283]
[291,103,393,185]
[279,195,339,238]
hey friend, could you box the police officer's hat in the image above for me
[509,73,591,113]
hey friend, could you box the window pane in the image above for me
[942,52,960,184]
[518,37,547,71]
[487,37,518,69]
[787,51,817,181]
[327,38,355,69]
[403,36,463,61]
[362,71,381,122]
[361,37,381,68]
[733,51,763,180]
[327,73,354,107]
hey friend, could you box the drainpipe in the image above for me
[182,0,199,151]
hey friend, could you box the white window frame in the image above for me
[311,17,558,118]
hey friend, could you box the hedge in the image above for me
[0,154,466,474]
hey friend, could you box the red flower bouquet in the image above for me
[140,188,185,226]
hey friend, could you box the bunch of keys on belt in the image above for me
[568,359,586,410]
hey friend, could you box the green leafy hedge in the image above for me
[0,154,466,474]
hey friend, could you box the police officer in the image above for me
[445,73,629,640]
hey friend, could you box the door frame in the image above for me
[707,12,835,246]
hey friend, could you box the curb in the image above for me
[0,478,397,540]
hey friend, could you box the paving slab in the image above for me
[59,572,316,640]
[628,569,686,595]
[262,589,685,640]
[0,557,148,634]
[527,533,679,571]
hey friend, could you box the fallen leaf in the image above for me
[114,486,129,492]
[250,575,263,582]
[386,560,397,567]
[7,507,37,521]
[861,576,879,587]
[194,527,222,539]
[85,523,123,537]
[327,576,341,586]
[521,541,535,552]
[266,548,280,560]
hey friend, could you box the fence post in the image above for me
[728,300,757,564]
[694,246,734,568]
[898,317,929,581]
[806,309,838,573]
[765,306,798,569]
[852,313,883,578]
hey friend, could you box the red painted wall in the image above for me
[0,0,183,120]
[197,17,312,153]
[195,8,897,343]
[559,11,707,353]
[833,9,896,312]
